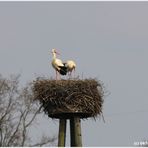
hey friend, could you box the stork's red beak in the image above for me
[55,51,60,55]
[51,48,60,55]
[54,49,60,55]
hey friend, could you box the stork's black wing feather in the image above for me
[58,65,67,75]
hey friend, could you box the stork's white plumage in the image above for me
[64,60,76,78]
[51,49,67,80]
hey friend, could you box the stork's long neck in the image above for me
[52,52,56,59]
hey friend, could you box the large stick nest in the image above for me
[32,78,104,119]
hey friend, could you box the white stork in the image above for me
[64,60,76,78]
[51,49,67,80]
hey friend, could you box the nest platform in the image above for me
[32,78,104,119]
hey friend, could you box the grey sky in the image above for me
[0,1,148,146]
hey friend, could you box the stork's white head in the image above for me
[51,48,60,55]
[52,48,56,53]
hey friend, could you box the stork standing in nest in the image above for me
[51,49,67,80]
[64,60,76,78]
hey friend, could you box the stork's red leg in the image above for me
[73,67,75,79]
[68,71,72,79]
[56,70,58,80]
[56,70,61,80]
[67,71,71,79]
[58,72,61,80]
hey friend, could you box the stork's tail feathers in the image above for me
[58,65,67,75]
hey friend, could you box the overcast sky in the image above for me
[0,1,148,146]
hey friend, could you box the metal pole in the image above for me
[70,117,75,146]
[58,119,67,147]
[70,117,82,147]
[74,117,82,147]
